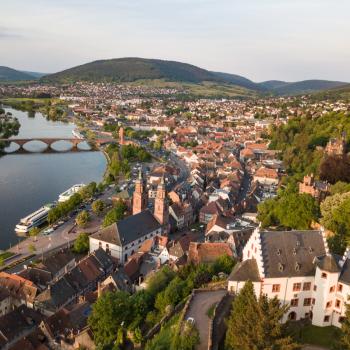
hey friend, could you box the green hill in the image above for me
[0,66,36,81]
[259,79,348,95]
[312,84,350,100]
[41,57,226,84]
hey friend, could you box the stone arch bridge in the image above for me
[0,137,116,154]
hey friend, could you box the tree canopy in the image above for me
[258,189,319,230]
[102,201,127,227]
[225,281,298,350]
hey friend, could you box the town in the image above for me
[0,78,350,350]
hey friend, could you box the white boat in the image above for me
[72,129,84,139]
[58,184,85,203]
[15,204,53,234]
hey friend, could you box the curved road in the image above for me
[185,290,226,350]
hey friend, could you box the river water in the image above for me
[0,107,106,250]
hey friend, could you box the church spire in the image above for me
[154,176,169,233]
[132,170,148,215]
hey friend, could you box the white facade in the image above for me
[228,228,350,328]
[89,228,162,264]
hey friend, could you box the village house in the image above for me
[299,174,330,201]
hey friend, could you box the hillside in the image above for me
[312,84,350,101]
[210,71,264,91]
[41,57,226,84]
[260,79,348,95]
[0,66,36,81]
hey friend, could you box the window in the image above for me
[339,316,346,323]
[293,283,301,292]
[303,282,311,291]
[329,286,335,293]
[324,315,330,322]
[338,284,343,292]
[272,284,280,293]
[313,285,317,291]
[312,298,315,305]
[326,301,332,308]
[303,298,312,306]
[336,299,341,308]
[321,272,327,279]
[291,298,299,307]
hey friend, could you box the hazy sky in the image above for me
[1,0,349,82]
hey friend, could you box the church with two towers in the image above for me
[89,172,169,263]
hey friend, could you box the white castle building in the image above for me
[228,227,350,328]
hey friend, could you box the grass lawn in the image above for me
[0,251,15,260]
[288,322,340,349]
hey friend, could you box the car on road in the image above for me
[42,228,54,235]
[58,220,65,225]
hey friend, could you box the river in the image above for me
[0,107,107,250]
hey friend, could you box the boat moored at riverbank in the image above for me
[15,204,54,234]
[58,183,85,202]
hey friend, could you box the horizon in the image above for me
[1,0,350,81]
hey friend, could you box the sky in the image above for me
[1,0,350,82]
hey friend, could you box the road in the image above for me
[185,290,226,350]
[4,186,116,271]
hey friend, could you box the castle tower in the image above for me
[154,177,169,233]
[132,170,148,215]
[119,127,125,145]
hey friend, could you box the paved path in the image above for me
[185,290,226,350]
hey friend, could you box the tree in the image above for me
[73,233,89,254]
[320,155,350,184]
[225,281,298,350]
[29,227,40,240]
[28,243,36,253]
[258,191,319,230]
[92,199,105,216]
[337,302,350,349]
[102,201,127,227]
[321,192,350,253]
[88,291,132,348]
[75,210,90,227]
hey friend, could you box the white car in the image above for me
[42,228,54,235]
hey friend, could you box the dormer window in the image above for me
[278,263,284,272]
[308,247,313,254]
[295,262,300,271]
[276,249,281,256]
[293,248,297,255]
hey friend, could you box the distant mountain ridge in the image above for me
[1,58,348,96]
[0,66,36,81]
[0,66,46,81]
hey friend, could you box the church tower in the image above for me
[154,177,169,233]
[119,127,125,145]
[132,171,148,215]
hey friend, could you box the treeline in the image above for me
[106,144,151,182]
[258,183,320,230]
[0,112,20,150]
[269,112,350,179]
[88,256,235,349]
[1,98,68,122]
[48,182,98,223]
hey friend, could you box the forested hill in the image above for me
[0,66,36,81]
[41,58,348,95]
[41,58,230,84]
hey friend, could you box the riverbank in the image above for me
[0,97,70,122]
[0,107,107,249]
